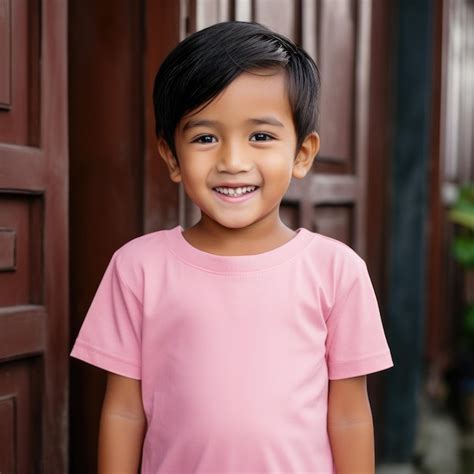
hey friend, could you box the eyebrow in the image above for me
[182,116,285,132]
[248,116,285,127]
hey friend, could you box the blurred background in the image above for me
[0,0,473,472]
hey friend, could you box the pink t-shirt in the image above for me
[70,225,393,473]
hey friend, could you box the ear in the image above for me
[292,132,320,179]
[157,137,182,183]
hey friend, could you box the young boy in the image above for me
[71,21,393,473]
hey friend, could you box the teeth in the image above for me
[215,186,257,196]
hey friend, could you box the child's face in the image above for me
[159,70,319,231]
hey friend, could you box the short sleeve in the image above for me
[325,254,393,380]
[70,250,142,379]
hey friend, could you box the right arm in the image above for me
[98,372,147,473]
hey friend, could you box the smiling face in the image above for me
[158,69,319,234]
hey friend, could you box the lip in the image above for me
[213,183,259,188]
[212,187,259,203]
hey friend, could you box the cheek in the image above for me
[179,158,213,195]
[259,154,295,181]
[180,154,205,178]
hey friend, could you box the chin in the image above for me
[214,217,257,229]
[219,221,252,229]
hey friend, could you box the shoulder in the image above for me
[302,229,366,269]
[114,228,171,261]
[109,226,177,286]
[300,229,370,295]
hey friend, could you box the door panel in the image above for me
[317,0,356,166]
[0,193,42,306]
[0,0,68,472]
[0,358,42,472]
[254,0,296,39]
[0,0,40,146]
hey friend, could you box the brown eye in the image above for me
[250,133,274,142]
[194,135,217,144]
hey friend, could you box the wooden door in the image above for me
[0,1,68,472]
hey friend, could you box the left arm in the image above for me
[327,375,375,474]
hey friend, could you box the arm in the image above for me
[327,375,375,474]
[98,372,147,473]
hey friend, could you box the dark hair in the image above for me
[153,21,320,158]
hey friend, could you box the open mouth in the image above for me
[212,185,259,197]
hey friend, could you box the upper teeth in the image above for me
[215,186,257,196]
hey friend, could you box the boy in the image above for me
[71,21,393,473]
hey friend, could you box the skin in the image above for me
[98,69,375,473]
[328,376,375,473]
[98,374,146,473]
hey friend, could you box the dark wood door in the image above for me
[0,0,68,472]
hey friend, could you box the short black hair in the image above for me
[153,21,320,158]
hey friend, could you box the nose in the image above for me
[216,139,252,173]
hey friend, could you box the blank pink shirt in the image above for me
[70,225,393,473]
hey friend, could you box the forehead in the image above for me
[178,69,293,131]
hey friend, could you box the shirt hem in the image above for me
[70,340,141,380]
[328,351,394,380]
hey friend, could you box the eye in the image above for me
[193,135,217,144]
[250,133,274,142]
